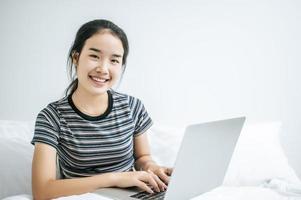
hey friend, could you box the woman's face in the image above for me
[74,31,124,95]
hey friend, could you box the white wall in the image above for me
[1,0,300,177]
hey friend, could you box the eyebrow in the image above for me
[89,48,122,58]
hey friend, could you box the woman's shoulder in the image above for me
[110,89,140,103]
[38,96,68,116]
[110,90,145,113]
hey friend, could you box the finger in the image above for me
[149,170,167,191]
[136,180,154,194]
[138,171,160,193]
[157,169,171,184]
[146,170,161,193]
[165,167,173,176]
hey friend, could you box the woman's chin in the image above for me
[89,88,109,95]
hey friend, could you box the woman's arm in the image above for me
[134,132,172,187]
[32,143,117,199]
[32,142,160,199]
[134,132,156,170]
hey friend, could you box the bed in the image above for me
[1,120,301,199]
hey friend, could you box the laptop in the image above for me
[94,117,245,200]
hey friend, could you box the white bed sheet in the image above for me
[192,186,301,200]
[4,186,301,200]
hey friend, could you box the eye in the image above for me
[111,59,120,64]
[89,54,99,59]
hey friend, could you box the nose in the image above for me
[96,60,109,74]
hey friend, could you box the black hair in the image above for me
[65,19,129,96]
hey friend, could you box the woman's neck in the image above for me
[71,87,109,117]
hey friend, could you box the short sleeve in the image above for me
[131,98,153,136]
[31,106,60,150]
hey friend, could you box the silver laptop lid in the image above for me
[165,117,245,200]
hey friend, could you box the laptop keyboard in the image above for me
[130,190,166,200]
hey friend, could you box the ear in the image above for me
[72,52,79,66]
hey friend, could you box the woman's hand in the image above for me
[113,171,167,194]
[133,133,172,192]
[145,163,173,185]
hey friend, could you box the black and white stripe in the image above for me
[31,90,153,178]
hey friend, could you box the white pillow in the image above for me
[0,138,33,198]
[0,120,34,142]
[223,121,300,186]
[148,125,185,167]
[0,120,34,199]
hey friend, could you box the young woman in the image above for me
[31,19,172,200]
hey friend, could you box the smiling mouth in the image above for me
[89,75,109,83]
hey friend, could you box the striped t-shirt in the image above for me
[31,90,153,178]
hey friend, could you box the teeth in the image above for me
[91,76,107,83]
